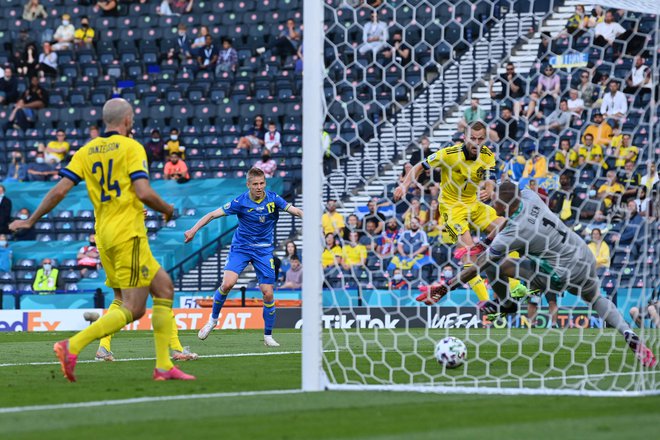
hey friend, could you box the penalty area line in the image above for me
[0,389,304,414]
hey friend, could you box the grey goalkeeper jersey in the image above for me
[488,189,595,280]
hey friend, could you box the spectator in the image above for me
[600,80,627,121]
[611,134,638,168]
[457,98,487,132]
[0,186,12,234]
[18,42,38,79]
[376,218,399,266]
[634,186,650,217]
[5,76,48,131]
[409,136,438,166]
[640,162,659,193]
[263,121,281,153]
[576,70,596,107]
[280,255,302,289]
[341,230,367,281]
[257,18,302,62]
[74,16,95,48]
[548,171,574,219]
[490,106,518,143]
[215,37,238,74]
[193,35,218,75]
[536,64,561,99]
[388,268,409,290]
[618,160,641,203]
[0,234,11,272]
[33,258,60,293]
[13,208,36,240]
[552,138,578,172]
[45,129,69,164]
[169,0,194,15]
[578,133,605,170]
[363,198,386,234]
[0,66,19,106]
[358,11,388,58]
[190,25,210,53]
[582,112,612,147]
[26,152,58,181]
[95,0,120,17]
[145,129,165,165]
[611,200,645,249]
[279,240,299,280]
[536,32,552,64]
[171,23,192,61]
[36,42,57,78]
[22,0,47,21]
[523,151,548,179]
[520,90,541,121]
[52,14,75,51]
[253,151,277,178]
[598,170,624,210]
[490,62,525,104]
[321,199,345,236]
[533,99,572,133]
[501,151,526,183]
[12,28,34,76]
[565,4,588,35]
[77,233,100,277]
[587,5,605,28]
[382,31,411,66]
[593,9,625,47]
[322,233,342,276]
[593,71,611,109]
[424,199,442,243]
[5,152,27,182]
[588,228,610,275]
[630,298,660,329]
[388,217,432,275]
[165,127,185,157]
[360,218,379,254]
[237,115,266,150]
[623,56,652,100]
[402,197,427,229]
[88,125,100,141]
[163,152,190,182]
[528,178,549,203]
[566,89,584,116]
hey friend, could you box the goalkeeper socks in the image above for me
[465,265,489,301]
[169,309,184,352]
[69,305,133,355]
[152,298,174,371]
[263,300,276,336]
[211,288,229,320]
[593,296,631,335]
[98,299,123,351]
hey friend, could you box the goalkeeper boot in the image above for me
[171,346,199,361]
[53,340,78,383]
[95,346,114,362]
[197,318,218,341]
[624,331,658,368]
[479,300,518,319]
[153,366,196,381]
[264,335,280,347]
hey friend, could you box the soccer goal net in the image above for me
[302,0,660,396]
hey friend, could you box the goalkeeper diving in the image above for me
[419,181,657,368]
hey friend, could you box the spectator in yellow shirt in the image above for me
[402,197,428,229]
[321,199,345,236]
[582,112,612,146]
[166,127,185,158]
[552,138,578,172]
[322,233,342,282]
[523,151,548,178]
[588,228,610,276]
[577,133,605,169]
[597,170,624,209]
[611,134,638,168]
[45,129,69,163]
[342,230,367,281]
[74,16,95,47]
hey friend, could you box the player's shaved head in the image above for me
[102,98,133,127]
[497,181,519,204]
[493,181,520,217]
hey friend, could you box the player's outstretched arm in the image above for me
[9,178,75,232]
[184,207,226,243]
[393,162,425,201]
[286,205,303,218]
[133,179,175,221]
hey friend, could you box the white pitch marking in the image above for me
[0,389,304,414]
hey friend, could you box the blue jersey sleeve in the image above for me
[222,198,242,216]
[273,194,290,211]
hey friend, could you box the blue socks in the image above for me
[211,288,229,320]
[263,301,276,336]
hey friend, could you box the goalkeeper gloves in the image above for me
[415,279,455,305]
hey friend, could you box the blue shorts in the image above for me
[224,246,276,285]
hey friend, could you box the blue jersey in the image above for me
[222,190,290,249]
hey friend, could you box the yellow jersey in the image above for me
[322,245,342,268]
[423,143,496,204]
[60,132,150,249]
[321,212,345,235]
[342,244,367,266]
[578,144,604,165]
[46,140,70,162]
[554,149,578,169]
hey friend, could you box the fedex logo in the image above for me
[0,312,61,332]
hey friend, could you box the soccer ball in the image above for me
[434,336,467,369]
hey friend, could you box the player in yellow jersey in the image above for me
[9,98,195,382]
[394,121,527,303]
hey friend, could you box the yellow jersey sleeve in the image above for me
[60,147,86,184]
[126,140,149,181]
[423,148,450,169]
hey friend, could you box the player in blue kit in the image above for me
[184,167,303,346]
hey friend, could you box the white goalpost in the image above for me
[302,0,660,396]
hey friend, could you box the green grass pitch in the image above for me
[1,329,659,440]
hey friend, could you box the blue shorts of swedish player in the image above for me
[224,245,276,285]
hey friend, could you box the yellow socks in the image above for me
[69,304,132,355]
[152,298,174,371]
[169,309,184,352]
[98,299,123,351]
[465,264,489,301]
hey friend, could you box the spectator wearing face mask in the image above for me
[74,16,95,48]
[13,207,36,241]
[0,186,12,234]
[145,129,166,165]
[77,233,101,277]
[52,14,75,51]
[33,258,61,293]
[26,152,58,181]
[165,128,185,158]
[439,264,455,283]
[0,234,11,272]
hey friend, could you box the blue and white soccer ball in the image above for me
[434,336,467,369]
